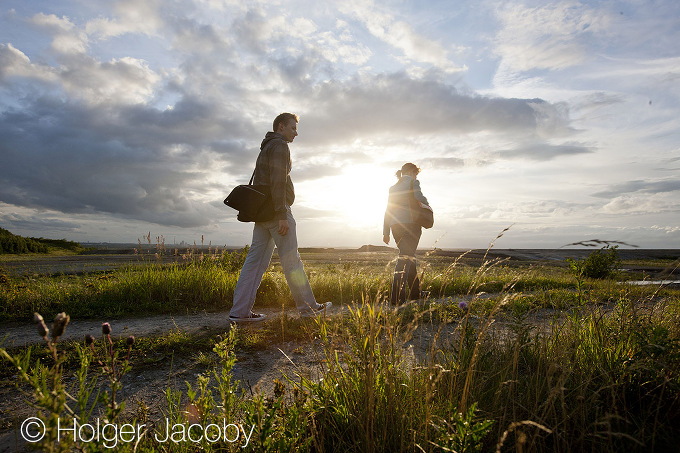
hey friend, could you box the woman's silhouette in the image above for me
[382,163,430,304]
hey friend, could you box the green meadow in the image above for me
[1,244,679,452]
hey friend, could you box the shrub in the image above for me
[567,245,619,279]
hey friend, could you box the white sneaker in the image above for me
[300,302,332,318]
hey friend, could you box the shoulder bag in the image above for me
[224,171,275,222]
[409,180,434,229]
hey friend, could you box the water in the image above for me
[623,280,680,286]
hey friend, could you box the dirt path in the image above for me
[3,306,281,348]
[0,304,344,452]
[0,293,639,452]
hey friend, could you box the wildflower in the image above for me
[34,312,49,339]
[102,322,112,336]
[85,334,95,345]
[458,301,469,312]
[126,335,135,346]
[51,312,70,340]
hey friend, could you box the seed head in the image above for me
[273,379,286,398]
[51,312,70,340]
[126,335,135,346]
[85,334,95,345]
[34,312,49,339]
[102,322,112,336]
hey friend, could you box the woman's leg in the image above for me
[404,224,422,300]
[390,225,406,304]
[390,223,421,303]
[390,224,422,304]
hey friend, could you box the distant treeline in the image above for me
[0,227,83,254]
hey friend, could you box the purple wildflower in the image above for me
[458,301,469,312]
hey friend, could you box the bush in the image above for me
[567,245,619,279]
[0,227,48,254]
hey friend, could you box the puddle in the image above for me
[623,280,680,286]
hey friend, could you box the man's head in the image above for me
[273,112,299,143]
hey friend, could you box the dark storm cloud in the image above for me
[592,179,680,198]
[0,94,255,228]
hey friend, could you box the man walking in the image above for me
[228,113,331,322]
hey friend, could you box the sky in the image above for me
[0,0,678,250]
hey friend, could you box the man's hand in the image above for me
[278,220,290,236]
[383,235,390,245]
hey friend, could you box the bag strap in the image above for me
[249,139,275,185]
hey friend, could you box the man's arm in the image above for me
[268,139,291,221]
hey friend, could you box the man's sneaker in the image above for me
[407,291,431,302]
[229,312,267,322]
[300,302,332,318]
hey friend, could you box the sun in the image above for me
[301,165,394,230]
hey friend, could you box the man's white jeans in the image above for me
[229,206,318,318]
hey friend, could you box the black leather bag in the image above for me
[224,172,275,222]
[409,180,434,229]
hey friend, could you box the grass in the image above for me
[0,248,619,323]
[1,247,679,451]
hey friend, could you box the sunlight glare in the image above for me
[305,166,394,231]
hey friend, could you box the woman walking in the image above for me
[383,163,430,304]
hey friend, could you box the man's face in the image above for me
[278,119,298,143]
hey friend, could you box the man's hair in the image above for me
[273,112,299,132]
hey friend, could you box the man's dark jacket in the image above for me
[252,132,295,221]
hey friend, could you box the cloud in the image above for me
[63,56,161,105]
[29,13,89,55]
[0,210,81,234]
[419,157,465,169]
[493,1,614,72]
[0,1,575,232]
[0,43,55,83]
[0,92,254,228]
[300,72,567,144]
[85,0,165,39]
[2,0,677,248]
[1,29,161,106]
[602,194,679,215]
[500,142,593,161]
[593,179,680,198]
[292,164,344,182]
[338,0,462,73]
